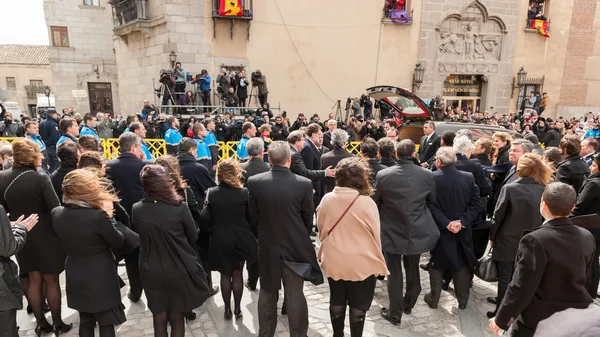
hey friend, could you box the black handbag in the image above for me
[475,248,498,282]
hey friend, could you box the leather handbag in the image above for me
[475,247,498,282]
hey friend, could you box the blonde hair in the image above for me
[517,153,554,187]
[62,169,120,216]
[12,138,43,168]
[492,132,513,163]
[258,124,271,134]
[217,158,243,188]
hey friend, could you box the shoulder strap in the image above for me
[4,170,34,202]
[322,193,361,241]
[183,187,189,205]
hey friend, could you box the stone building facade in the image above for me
[44,0,600,119]
[44,0,119,116]
[0,45,52,117]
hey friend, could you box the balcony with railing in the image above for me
[110,0,149,37]
[212,0,253,20]
[25,85,47,99]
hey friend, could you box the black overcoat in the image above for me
[0,166,62,274]
[50,165,76,203]
[430,166,481,271]
[240,157,270,187]
[301,139,326,205]
[106,153,150,216]
[177,152,216,206]
[247,166,323,292]
[320,148,354,194]
[52,206,124,313]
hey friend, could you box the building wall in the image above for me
[557,0,600,118]
[0,64,52,117]
[44,0,120,115]
[512,0,575,119]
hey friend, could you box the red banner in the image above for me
[219,0,243,16]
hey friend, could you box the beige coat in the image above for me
[317,187,389,281]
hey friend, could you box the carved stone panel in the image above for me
[437,62,499,74]
[437,2,506,62]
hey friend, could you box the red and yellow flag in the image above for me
[219,0,243,16]
[532,20,549,38]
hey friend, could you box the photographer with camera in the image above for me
[270,115,289,141]
[256,102,273,119]
[217,68,230,99]
[223,86,239,115]
[251,70,268,106]
[194,69,212,114]
[0,112,18,137]
[235,70,249,114]
[430,95,446,120]
[158,69,175,114]
[173,62,186,101]
[290,113,308,131]
[141,100,156,120]
[360,94,373,119]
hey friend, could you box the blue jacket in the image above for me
[141,141,153,160]
[584,128,600,139]
[56,134,77,148]
[200,75,211,92]
[26,134,46,152]
[236,136,250,161]
[194,137,211,162]
[79,125,101,143]
[39,117,60,147]
[164,128,183,145]
[205,131,219,166]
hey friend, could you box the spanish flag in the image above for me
[219,0,243,16]
[532,20,549,38]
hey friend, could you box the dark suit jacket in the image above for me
[323,130,333,151]
[301,139,327,205]
[495,218,595,336]
[247,166,323,292]
[417,132,441,167]
[490,177,544,262]
[240,157,271,187]
[50,165,77,203]
[456,154,491,198]
[320,147,354,194]
[379,157,397,167]
[367,159,386,186]
[290,145,325,181]
[106,153,150,216]
[430,166,481,271]
[556,154,590,193]
[177,152,216,206]
[571,172,600,241]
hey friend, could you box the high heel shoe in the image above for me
[224,308,232,320]
[52,322,73,335]
[34,323,52,337]
[234,308,243,319]
[185,311,197,322]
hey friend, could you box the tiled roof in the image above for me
[0,45,49,66]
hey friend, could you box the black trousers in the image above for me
[384,252,421,319]
[0,309,18,337]
[200,90,212,113]
[239,97,247,114]
[258,262,307,337]
[496,260,515,309]
[586,241,600,299]
[175,82,185,100]
[46,145,58,173]
[429,266,470,306]
[258,93,268,106]
[125,247,143,296]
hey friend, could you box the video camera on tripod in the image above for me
[251,71,261,86]
[159,69,174,85]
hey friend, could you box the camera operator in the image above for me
[351,97,361,116]
[141,100,156,120]
[173,61,186,101]
[223,86,239,115]
[235,70,249,114]
[217,68,230,99]
[194,69,212,114]
[251,70,269,106]
[290,113,308,131]
[143,114,159,139]
[214,115,230,142]
[358,116,379,140]
[375,99,392,120]
[16,115,29,137]
[158,69,175,114]
[0,112,18,137]
[430,95,445,120]
[270,114,289,141]
[256,102,273,119]
[360,94,373,119]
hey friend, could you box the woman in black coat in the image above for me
[487,153,553,319]
[0,139,70,335]
[236,70,249,114]
[571,154,600,299]
[50,142,80,203]
[133,165,210,337]
[202,158,258,320]
[52,169,125,337]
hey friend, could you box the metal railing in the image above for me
[25,85,47,99]
[112,0,148,28]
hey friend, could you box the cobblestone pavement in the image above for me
[17,253,508,337]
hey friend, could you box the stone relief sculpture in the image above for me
[436,2,505,62]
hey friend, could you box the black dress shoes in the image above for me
[127,290,142,302]
[245,280,256,291]
[380,308,401,325]
[208,286,220,297]
[487,296,498,305]
[419,263,430,272]
[424,293,438,309]
[459,304,467,310]
[486,310,497,318]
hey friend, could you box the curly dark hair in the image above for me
[335,157,372,196]
[140,164,182,206]
[57,141,79,168]
[154,155,187,191]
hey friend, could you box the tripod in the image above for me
[332,100,350,122]
[158,82,175,114]
[249,85,259,108]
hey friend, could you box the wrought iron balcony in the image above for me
[212,0,253,20]
[111,0,149,36]
[25,85,47,99]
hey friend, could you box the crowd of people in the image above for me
[1,96,600,337]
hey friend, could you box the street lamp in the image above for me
[43,86,51,108]
[411,62,425,92]
[169,51,177,68]
[511,67,528,98]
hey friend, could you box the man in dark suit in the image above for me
[373,139,439,325]
[425,147,481,310]
[320,129,354,194]
[322,119,337,151]
[239,137,270,291]
[360,138,385,185]
[417,121,441,168]
[106,132,149,302]
[579,138,598,167]
[248,141,324,337]
[301,123,328,210]
[377,138,398,167]
[288,130,334,180]
[556,135,590,193]
[500,139,534,186]
[176,138,219,295]
[490,182,596,337]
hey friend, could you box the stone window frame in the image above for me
[5,77,16,90]
[525,0,550,31]
[50,26,70,48]
[382,0,413,24]
[83,0,100,6]
[30,80,44,87]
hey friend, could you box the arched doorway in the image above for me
[442,74,484,113]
